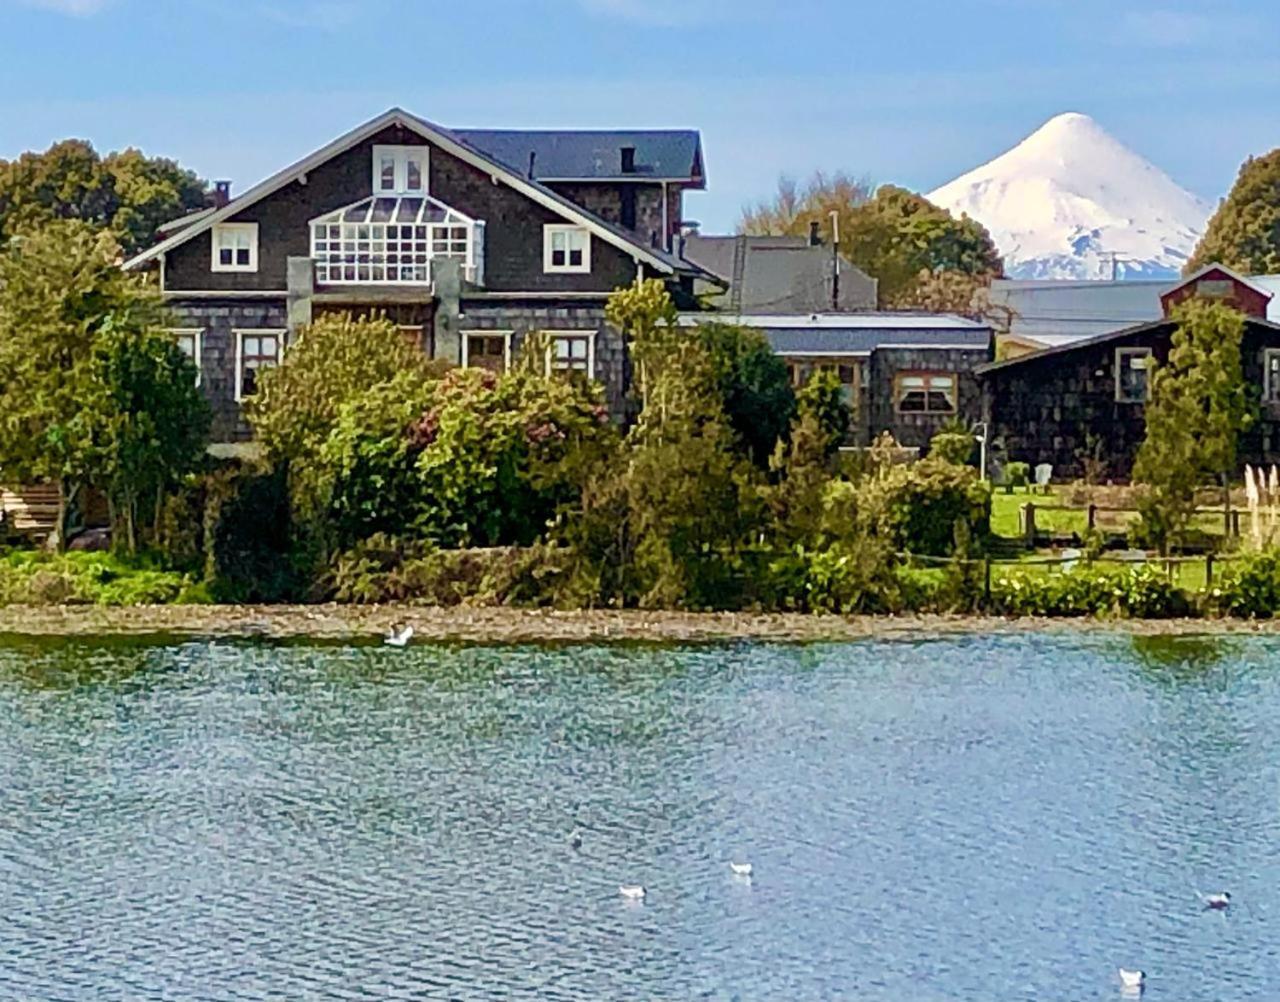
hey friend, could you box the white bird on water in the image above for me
[1118,968,1145,991]
[619,885,646,900]
[1202,891,1231,910]
[729,862,753,877]
[384,625,414,648]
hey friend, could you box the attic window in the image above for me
[211,223,258,272]
[544,225,590,273]
[373,145,427,194]
[1197,279,1233,299]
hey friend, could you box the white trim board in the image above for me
[124,107,679,276]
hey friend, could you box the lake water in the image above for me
[1,632,1279,1000]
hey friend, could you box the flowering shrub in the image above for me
[1206,550,1280,618]
[992,564,1186,618]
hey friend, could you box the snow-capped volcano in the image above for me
[927,112,1213,280]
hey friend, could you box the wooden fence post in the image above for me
[1087,504,1097,533]
[1021,502,1036,550]
[983,557,992,607]
[1231,510,1241,538]
[1206,553,1214,588]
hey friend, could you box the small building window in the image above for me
[544,225,591,274]
[1115,347,1152,403]
[372,145,427,195]
[1265,349,1280,404]
[235,330,285,401]
[211,223,258,272]
[463,331,511,373]
[895,372,956,414]
[547,332,594,375]
[170,329,202,385]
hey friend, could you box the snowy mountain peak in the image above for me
[927,113,1213,280]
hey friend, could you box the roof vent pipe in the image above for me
[527,151,536,179]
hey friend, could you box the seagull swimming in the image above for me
[569,830,583,850]
[619,885,646,900]
[729,862,753,877]
[1118,968,1145,990]
[384,625,414,648]
[1202,891,1231,910]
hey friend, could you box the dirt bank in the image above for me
[0,604,1278,643]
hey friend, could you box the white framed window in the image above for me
[309,196,476,285]
[1115,347,1152,403]
[170,328,203,386]
[462,330,512,373]
[894,371,956,414]
[543,225,591,274]
[211,222,258,272]
[372,145,427,195]
[234,329,285,401]
[1265,349,1280,404]
[545,331,595,376]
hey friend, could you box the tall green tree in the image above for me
[0,220,206,549]
[0,139,209,256]
[1186,149,1280,274]
[740,178,1003,305]
[1134,300,1251,551]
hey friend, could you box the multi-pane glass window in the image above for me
[171,329,201,384]
[1265,349,1280,404]
[550,334,591,374]
[310,197,475,284]
[212,223,257,272]
[895,372,956,414]
[237,331,283,400]
[1115,348,1151,403]
[373,145,426,194]
[465,334,509,373]
[544,225,590,273]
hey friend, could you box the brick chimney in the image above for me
[620,146,636,174]
[213,180,232,208]
[808,220,822,246]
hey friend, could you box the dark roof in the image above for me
[128,108,711,280]
[452,129,704,185]
[681,234,877,313]
[680,314,991,354]
[977,315,1280,375]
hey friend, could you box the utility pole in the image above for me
[829,209,841,311]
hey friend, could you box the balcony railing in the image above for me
[310,195,484,286]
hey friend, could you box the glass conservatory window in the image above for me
[310,196,474,284]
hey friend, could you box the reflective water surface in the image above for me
[2,632,1279,1000]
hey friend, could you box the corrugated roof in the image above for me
[678,312,991,354]
[452,129,704,184]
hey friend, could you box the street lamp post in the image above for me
[974,422,989,482]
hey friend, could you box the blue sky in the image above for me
[0,0,1277,230]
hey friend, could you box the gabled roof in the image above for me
[1172,263,1275,302]
[452,129,704,185]
[978,314,1280,375]
[124,107,703,277]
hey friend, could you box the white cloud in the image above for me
[18,0,107,13]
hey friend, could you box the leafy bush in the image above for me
[796,368,850,455]
[0,550,191,606]
[861,457,991,556]
[929,422,974,466]
[692,321,795,466]
[326,534,573,606]
[202,465,298,602]
[992,564,1186,618]
[1003,461,1030,492]
[1207,550,1280,618]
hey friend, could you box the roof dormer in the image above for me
[1161,264,1273,319]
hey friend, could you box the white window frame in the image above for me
[1265,348,1280,404]
[372,144,428,195]
[169,328,203,386]
[210,222,259,273]
[1115,347,1152,403]
[894,371,957,415]
[543,224,591,274]
[544,330,596,377]
[461,329,513,371]
[233,328,286,402]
